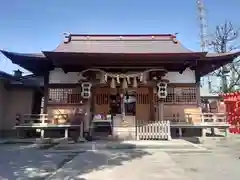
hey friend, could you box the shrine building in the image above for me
[1,34,239,139]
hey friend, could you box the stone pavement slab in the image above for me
[48,149,191,180]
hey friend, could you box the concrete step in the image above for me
[49,139,208,153]
[0,138,64,145]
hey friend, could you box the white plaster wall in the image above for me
[49,68,196,84]
[49,68,81,84]
[163,68,195,83]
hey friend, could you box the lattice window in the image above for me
[164,87,174,102]
[180,88,196,103]
[96,93,109,105]
[136,93,150,104]
[68,94,83,104]
[164,87,197,104]
[48,88,83,104]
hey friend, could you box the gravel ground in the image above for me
[168,135,240,180]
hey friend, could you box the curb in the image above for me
[46,147,210,153]
[47,142,208,152]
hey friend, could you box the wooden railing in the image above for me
[164,113,227,125]
[201,113,227,124]
[15,114,85,139]
[136,120,171,140]
[16,113,81,126]
[19,114,49,126]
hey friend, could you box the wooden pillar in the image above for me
[43,72,49,114]
[195,70,201,106]
[120,92,125,121]
[160,101,164,120]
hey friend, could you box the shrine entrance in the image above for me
[91,87,111,138]
[92,86,153,120]
[91,86,156,138]
[136,87,152,121]
[78,68,168,139]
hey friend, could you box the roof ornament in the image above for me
[63,32,71,43]
[172,33,179,43]
[13,69,23,78]
[110,78,116,88]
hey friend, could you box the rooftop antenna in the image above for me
[197,0,208,52]
[197,0,212,92]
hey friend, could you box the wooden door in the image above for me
[136,87,151,121]
[94,87,110,115]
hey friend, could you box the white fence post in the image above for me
[167,120,171,140]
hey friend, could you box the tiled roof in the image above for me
[0,70,42,88]
[54,34,193,53]
[0,70,15,80]
[1,34,240,76]
[0,50,52,74]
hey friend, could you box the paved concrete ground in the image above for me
[168,136,240,180]
[1,136,240,179]
[48,149,191,180]
[0,143,80,179]
[49,136,240,180]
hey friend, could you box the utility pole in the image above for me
[221,44,229,93]
[221,67,229,93]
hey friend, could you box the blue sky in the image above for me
[0,0,239,75]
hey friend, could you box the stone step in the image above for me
[50,140,207,153]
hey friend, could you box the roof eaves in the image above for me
[206,51,240,58]
[0,71,18,81]
[0,50,46,59]
[1,50,52,75]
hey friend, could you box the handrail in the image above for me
[164,113,227,124]
[16,113,73,125]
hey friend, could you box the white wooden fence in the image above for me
[136,120,171,140]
